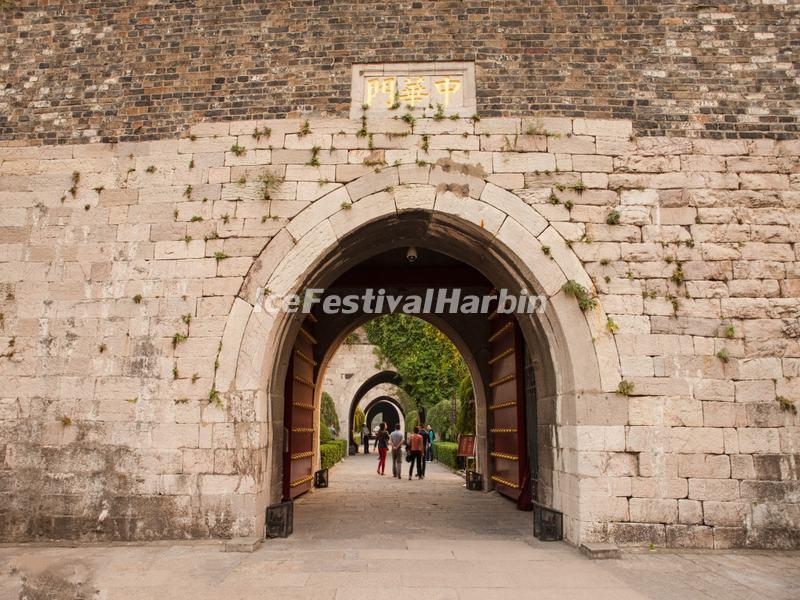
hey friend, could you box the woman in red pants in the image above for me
[375,422,390,475]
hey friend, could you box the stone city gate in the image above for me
[1,112,798,549]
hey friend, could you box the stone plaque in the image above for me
[350,62,476,119]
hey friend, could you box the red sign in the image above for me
[457,435,475,457]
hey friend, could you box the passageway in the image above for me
[294,452,530,539]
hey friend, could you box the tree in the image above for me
[428,398,457,441]
[320,391,339,433]
[363,314,468,412]
[456,375,475,435]
[353,406,365,434]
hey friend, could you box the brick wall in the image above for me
[0,1,798,145]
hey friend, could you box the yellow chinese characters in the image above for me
[434,77,461,107]
[365,77,397,108]
[364,75,463,110]
[398,77,430,107]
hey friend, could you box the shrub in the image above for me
[428,398,457,442]
[334,438,347,456]
[321,391,339,433]
[431,441,459,470]
[319,421,333,444]
[320,441,346,470]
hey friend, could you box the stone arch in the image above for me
[215,168,622,545]
[345,370,403,434]
[363,395,405,434]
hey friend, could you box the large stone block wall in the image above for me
[0,115,798,548]
[1,2,798,143]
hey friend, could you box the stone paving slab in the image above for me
[0,454,798,599]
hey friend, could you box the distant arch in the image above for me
[347,370,403,435]
[363,396,405,433]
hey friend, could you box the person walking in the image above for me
[426,425,435,462]
[361,424,370,455]
[375,422,389,475]
[389,423,405,479]
[408,426,424,480]
[419,423,429,478]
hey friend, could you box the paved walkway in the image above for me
[1,453,798,599]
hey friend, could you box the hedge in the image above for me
[432,441,459,470]
[320,439,348,471]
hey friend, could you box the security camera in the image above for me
[406,247,418,263]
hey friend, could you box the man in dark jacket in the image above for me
[426,425,435,462]
[419,423,429,477]
[361,424,370,454]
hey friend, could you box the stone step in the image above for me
[579,542,621,560]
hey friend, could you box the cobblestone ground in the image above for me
[1,453,798,599]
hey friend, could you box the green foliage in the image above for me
[617,379,635,396]
[456,375,476,436]
[320,440,347,470]
[258,169,284,200]
[252,126,271,140]
[606,209,621,225]
[776,395,797,415]
[208,386,222,408]
[716,348,730,363]
[306,146,321,167]
[671,265,686,285]
[404,409,419,433]
[427,399,457,442]
[363,314,468,412]
[321,391,339,433]
[431,441,459,470]
[319,421,333,444]
[562,280,597,311]
[571,180,586,194]
[353,406,366,433]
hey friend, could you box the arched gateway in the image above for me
[214,171,621,545]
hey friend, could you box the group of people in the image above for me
[365,423,435,480]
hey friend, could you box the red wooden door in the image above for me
[487,314,531,509]
[282,317,317,500]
